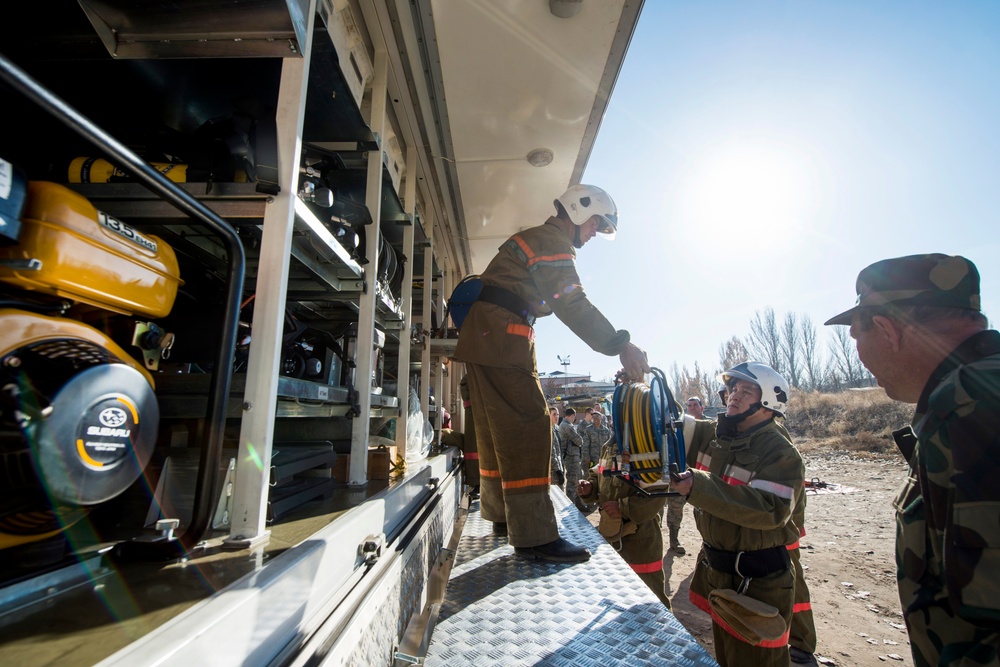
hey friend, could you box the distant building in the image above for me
[559,379,616,398]
[539,371,591,397]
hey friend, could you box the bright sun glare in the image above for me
[683,144,814,245]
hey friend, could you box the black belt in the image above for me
[479,284,535,326]
[703,543,790,578]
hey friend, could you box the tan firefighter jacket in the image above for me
[453,218,630,370]
[686,418,804,554]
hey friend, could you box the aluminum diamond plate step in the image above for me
[424,490,718,666]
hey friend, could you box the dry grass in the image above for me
[784,388,914,455]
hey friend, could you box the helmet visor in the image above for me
[596,213,618,239]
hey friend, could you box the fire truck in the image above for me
[0,1,715,664]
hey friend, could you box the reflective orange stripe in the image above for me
[630,559,663,574]
[793,602,812,613]
[501,476,550,490]
[527,252,575,267]
[463,400,471,408]
[465,452,479,460]
[506,322,534,340]
[511,235,534,259]
[480,468,501,478]
[786,540,800,550]
[690,590,791,648]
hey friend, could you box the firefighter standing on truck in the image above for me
[452,184,650,563]
[671,362,804,667]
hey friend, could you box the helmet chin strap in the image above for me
[572,225,583,249]
[716,402,764,435]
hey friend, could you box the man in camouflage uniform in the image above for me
[826,253,999,667]
[453,184,650,563]
[582,410,611,477]
[549,407,564,487]
[559,408,586,511]
[578,439,670,608]
[672,362,804,667]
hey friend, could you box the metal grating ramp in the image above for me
[424,489,718,666]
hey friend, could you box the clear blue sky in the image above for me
[535,0,1000,383]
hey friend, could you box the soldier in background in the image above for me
[549,407,565,488]
[826,253,999,667]
[559,407,586,511]
[583,410,611,475]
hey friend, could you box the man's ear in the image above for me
[872,315,902,352]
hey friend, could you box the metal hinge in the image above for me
[360,533,385,566]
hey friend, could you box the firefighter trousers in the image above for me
[466,364,559,548]
[789,545,817,654]
[691,558,795,667]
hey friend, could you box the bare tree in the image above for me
[675,364,702,405]
[669,362,684,399]
[780,312,803,389]
[678,361,713,405]
[693,362,718,408]
[719,336,749,372]
[745,307,783,371]
[800,315,823,391]
[828,326,866,388]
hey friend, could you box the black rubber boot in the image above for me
[492,522,508,537]
[789,646,819,666]
[514,538,591,563]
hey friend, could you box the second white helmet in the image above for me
[554,184,618,239]
[718,362,789,416]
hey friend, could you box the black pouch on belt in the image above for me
[703,543,791,578]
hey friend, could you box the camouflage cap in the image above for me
[825,253,981,326]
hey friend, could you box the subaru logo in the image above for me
[99,407,128,428]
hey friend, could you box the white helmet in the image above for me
[554,184,618,239]
[718,362,789,416]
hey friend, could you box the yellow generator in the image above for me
[0,181,182,555]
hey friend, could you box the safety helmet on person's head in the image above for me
[554,184,618,240]
[718,362,789,417]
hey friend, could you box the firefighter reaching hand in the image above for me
[453,184,650,563]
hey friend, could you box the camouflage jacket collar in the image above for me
[915,329,1000,418]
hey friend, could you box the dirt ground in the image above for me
[591,446,915,666]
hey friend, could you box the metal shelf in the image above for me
[155,373,397,419]
[79,0,311,60]
[429,338,458,358]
